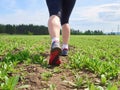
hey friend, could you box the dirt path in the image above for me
[15,45,97,90]
[16,49,78,90]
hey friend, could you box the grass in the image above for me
[0,35,120,89]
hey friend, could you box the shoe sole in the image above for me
[61,54,68,56]
[49,47,62,66]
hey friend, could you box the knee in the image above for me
[49,15,60,24]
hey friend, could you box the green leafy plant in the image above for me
[74,75,83,88]
[1,76,19,90]
[49,84,56,90]
[53,67,61,73]
[101,74,107,85]
[106,83,118,90]
[41,72,52,81]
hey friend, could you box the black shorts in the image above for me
[46,0,76,25]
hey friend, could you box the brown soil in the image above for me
[15,49,99,90]
[16,54,77,90]
[12,45,101,90]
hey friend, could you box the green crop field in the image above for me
[0,35,120,90]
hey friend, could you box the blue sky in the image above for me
[0,0,120,32]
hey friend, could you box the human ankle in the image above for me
[62,44,68,50]
[52,37,59,43]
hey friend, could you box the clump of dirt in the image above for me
[16,64,49,90]
[0,55,4,61]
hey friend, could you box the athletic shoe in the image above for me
[49,41,62,66]
[61,48,68,56]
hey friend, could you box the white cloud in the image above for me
[0,10,48,25]
[0,0,48,25]
[98,3,120,22]
[70,2,120,32]
[72,3,120,24]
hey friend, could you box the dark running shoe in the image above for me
[61,48,68,56]
[49,41,62,66]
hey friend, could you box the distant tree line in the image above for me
[71,29,105,35]
[0,24,48,35]
[0,24,110,35]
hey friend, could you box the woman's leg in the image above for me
[61,0,76,46]
[48,15,61,39]
[46,0,61,41]
[46,0,62,65]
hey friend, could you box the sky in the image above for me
[0,0,120,33]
